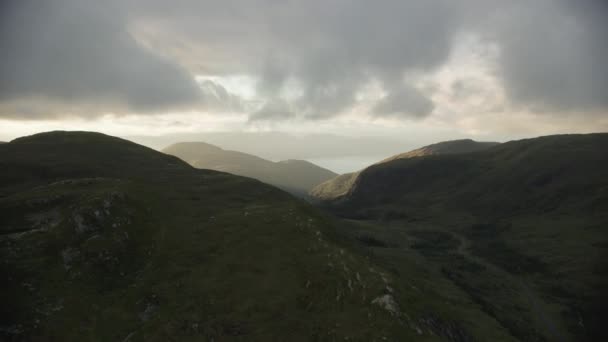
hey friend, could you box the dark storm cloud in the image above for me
[249,99,295,122]
[491,0,608,112]
[253,0,460,119]
[127,0,608,119]
[373,84,435,119]
[0,0,606,120]
[0,0,210,118]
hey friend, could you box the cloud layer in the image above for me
[0,0,204,118]
[0,0,606,122]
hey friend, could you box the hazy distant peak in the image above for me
[278,159,324,167]
[278,159,306,164]
[163,141,223,151]
[163,141,337,196]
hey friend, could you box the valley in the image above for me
[1,131,606,341]
[2,1,606,341]
[334,218,573,341]
[314,134,608,341]
[162,141,337,197]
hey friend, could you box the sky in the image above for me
[1,0,607,171]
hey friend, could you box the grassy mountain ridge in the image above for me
[6,131,603,340]
[310,139,498,201]
[1,131,411,341]
[318,133,608,341]
[379,139,499,163]
[333,134,608,217]
[1,131,525,341]
[163,141,337,196]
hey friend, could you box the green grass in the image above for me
[4,131,606,341]
[0,131,440,341]
[316,133,608,341]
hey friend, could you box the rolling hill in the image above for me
[5,131,604,341]
[1,131,524,341]
[379,139,499,163]
[310,139,498,201]
[163,142,337,196]
[324,134,607,218]
[0,131,406,340]
[317,133,608,341]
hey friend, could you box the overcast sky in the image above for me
[1,0,606,170]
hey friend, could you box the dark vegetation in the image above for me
[0,131,412,341]
[323,134,608,218]
[310,139,497,201]
[315,134,608,341]
[3,131,607,341]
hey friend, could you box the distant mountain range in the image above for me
[310,139,498,200]
[129,131,410,160]
[163,141,337,196]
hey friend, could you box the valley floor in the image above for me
[331,216,603,342]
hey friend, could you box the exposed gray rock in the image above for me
[371,294,400,316]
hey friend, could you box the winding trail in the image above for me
[347,219,570,341]
[442,230,567,342]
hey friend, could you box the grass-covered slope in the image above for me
[163,142,337,196]
[0,131,411,341]
[379,139,499,163]
[310,139,498,201]
[330,134,608,218]
[320,133,608,341]
[310,172,360,201]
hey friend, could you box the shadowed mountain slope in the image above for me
[310,139,498,201]
[163,142,337,196]
[317,133,608,341]
[327,134,607,218]
[0,131,409,341]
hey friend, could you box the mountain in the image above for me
[7,131,602,341]
[0,131,411,340]
[162,141,337,196]
[3,131,523,341]
[325,134,607,218]
[128,131,408,161]
[379,139,499,163]
[317,133,608,341]
[310,139,498,201]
